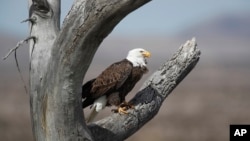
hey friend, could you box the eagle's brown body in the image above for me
[82,59,148,108]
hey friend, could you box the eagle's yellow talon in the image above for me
[118,106,129,114]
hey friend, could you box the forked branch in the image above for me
[2,36,35,60]
[27,0,200,140]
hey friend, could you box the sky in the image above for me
[0,0,250,36]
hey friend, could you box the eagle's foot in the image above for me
[120,101,135,109]
[111,102,134,114]
[118,106,129,114]
[111,106,128,114]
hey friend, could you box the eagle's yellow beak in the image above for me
[142,51,151,58]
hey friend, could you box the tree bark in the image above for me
[28,0,61,140]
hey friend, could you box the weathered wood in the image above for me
[28,0,60,140]
[28,0,152,141]
[88,38,200,141]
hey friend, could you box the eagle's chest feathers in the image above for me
[118,66,148,96]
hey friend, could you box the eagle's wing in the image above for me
[90,60,132,98]
[82,78,95,99]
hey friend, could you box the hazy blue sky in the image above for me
[1,0,250,36]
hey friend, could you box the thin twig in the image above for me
[2,36,35,60]
[2,36,35,94]
[21,17,36,23]
[15,49,28,94]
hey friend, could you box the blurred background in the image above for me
[1,0,250,141]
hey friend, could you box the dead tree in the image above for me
[26,0,200,141]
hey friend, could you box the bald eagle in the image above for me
[82,48,151,122]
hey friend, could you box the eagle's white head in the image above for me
[126,48,151,67]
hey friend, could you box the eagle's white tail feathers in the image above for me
[86,96,107,123]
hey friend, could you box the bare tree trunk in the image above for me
[28,0,200,141]
[28,0,61,140]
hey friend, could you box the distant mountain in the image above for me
[214,14,250,38]
[179,12,250,39]
[176,12,250,68]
